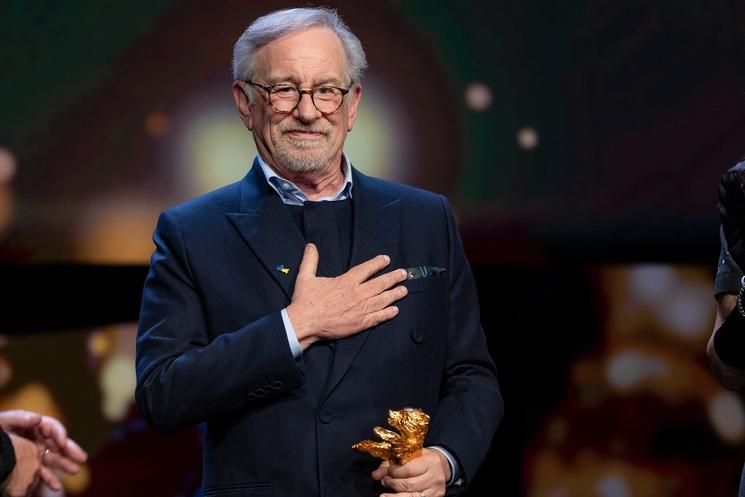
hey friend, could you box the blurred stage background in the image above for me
[1,0,745,495]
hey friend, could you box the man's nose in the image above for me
[294,92,321,122]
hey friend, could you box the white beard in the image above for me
[272,126,334,172]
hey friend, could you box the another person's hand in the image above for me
[2,433,40,497]
[719,167,745,270]
[34,414,87,491]
[0,410,87,493]
[372,448,451,497]
[287,243,408,349]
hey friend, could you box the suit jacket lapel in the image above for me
[324,169,401,400]
[226,163,305,300]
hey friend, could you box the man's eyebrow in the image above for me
[265,76,345,86]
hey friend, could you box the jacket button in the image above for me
[411,329,424,344]
[246,392,257,401]
[319,410,333,423]
[255,388,266,397]
[272,380,284,389]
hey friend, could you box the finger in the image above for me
[38,465,62,492]
[381,473,430,493]
[38,416,68,451]
[0,409,42,430]
[297,243,319,278]
[346,254,391,282]
[362,286,408,314]
[361,305,399,329]
[371,460,391,480]
[386,458,429,479]
[360,268,408,297]
[379,491,435,497]
[62,439,88,464]
[43,451,81,474]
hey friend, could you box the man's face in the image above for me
[232,27,362,174]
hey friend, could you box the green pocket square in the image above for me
[405,266,446,280]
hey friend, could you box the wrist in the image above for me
[426,447,453,483]
[285,304,318,349]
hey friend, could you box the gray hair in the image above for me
[232,7,367,86]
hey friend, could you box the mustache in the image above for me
[278,123,331,135]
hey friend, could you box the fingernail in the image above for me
[400,269,408,278]
[392,306,399,314]
[382,255,390,263]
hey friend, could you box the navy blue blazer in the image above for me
[135,163,503,497]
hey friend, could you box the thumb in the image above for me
[297,243,319,279]
[371,460,391,480]
[0,410,42,431]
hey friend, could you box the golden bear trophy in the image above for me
[352,408,430,465]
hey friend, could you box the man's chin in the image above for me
[277,154,329,173]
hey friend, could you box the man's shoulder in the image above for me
[162,180,243,223]
[356,172,445,208]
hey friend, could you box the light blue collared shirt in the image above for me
[256,154,353,206]
[255,155,460,487]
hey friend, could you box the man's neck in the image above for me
[266,157,346,201]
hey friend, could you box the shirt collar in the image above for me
[256,154,354,206]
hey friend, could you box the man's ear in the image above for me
[232,82,253,130]
[346,84,362,131]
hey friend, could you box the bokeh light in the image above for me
[464,82,493,111]
[100,355,135,422]
[707,391,745,444]
[0,147,17,183]
[606,349,667,391]
[63,463,91,494]
[144,112,170,138]
[88,331,113,360]
[517,127,539,150]
[181,105,257,196]
[0,146,16,235]
[0,382,62,420]
[594,474,630,497]
[343,82,403,181]
[72,196,159,263]
[0,357,12,388]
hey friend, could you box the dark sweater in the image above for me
[286,200,354,400]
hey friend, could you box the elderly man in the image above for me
[135,7,502,497]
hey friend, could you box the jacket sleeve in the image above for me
[426,196,504,489]
[135,211,305,434]
[0,428,16,485]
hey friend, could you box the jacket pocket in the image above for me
[203,482,272,497]
[403,274,448,294]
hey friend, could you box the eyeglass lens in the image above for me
[269,86,344,113]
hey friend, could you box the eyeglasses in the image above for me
[244,80,351,114]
